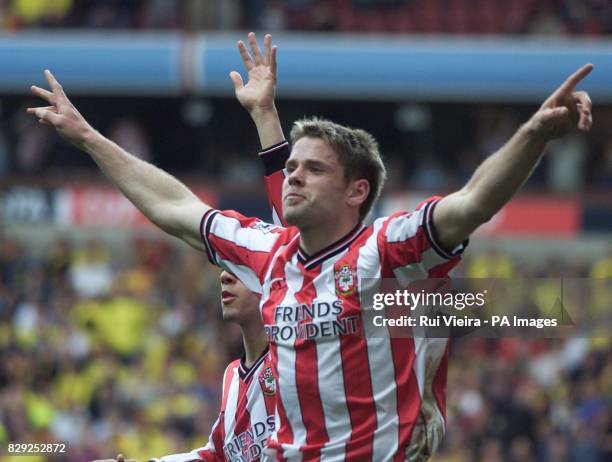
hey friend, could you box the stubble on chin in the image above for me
[283,203,299,224]
[222,311,237,323]
[284,206,310,228]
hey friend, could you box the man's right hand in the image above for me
[27,70,96,150]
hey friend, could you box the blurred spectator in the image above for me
[219,149,260,183]
[10,0,72,28]
[68,240,113,298]
[14,118,52,174]
[474,109,520,161]
[591,250,612,278]
[594,135,612,187]
[527,3,568,35]
[46,239,71,286]
[546,134,588,193]
[466,250,515,278]
[138,0,181,29]
[259,0,286,31]
[108,116,152,163]
[215,0,241,30]
[71,287,152,357]
[182,0,241,31]
[411,156,448,190]
[562,0,612,35]
[81,0,135,29]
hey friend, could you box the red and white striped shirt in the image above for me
[158,349,277,462]
[200,142,465,461]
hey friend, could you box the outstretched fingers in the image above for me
[553,64,594,99]
[44,69,67,99]
[27,106,57,114]
[263,34,278,81]
[27,106,60,125]
[30,85,55,105]
[248,31,264,65]
[239,32,275,72]
[237,40,254,71]
[263,34,272,65]
[229,70,244,91]
[270,45,278,81]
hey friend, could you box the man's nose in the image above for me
[220,271,236,285]
[287,167,304,186]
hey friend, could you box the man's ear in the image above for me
[347,179,370,208]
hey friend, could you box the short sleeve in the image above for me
[378,196,467,285]
[200,209,287,294]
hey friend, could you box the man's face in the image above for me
[282,136,350,229]
[219,271,260,324]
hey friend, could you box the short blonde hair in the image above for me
[290,117,387,220]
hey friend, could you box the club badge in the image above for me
[259,366,276,396]
[334,263,357,296]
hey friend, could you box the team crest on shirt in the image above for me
[334,263,357,296]
[259,366,276,396]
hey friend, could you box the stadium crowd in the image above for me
[0,0,610,35]
[0,234,609,461]
[2,99,612,194]
[0,0,611,192]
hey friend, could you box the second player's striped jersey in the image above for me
[158,348,276,462]
[200,140,465,461]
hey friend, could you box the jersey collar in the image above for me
[297,223,367,270]
[239,346,269,381]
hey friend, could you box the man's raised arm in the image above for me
[433,64,594,251]
[230,32,285,149]
[27,70,209,250]
[231,32,289,226]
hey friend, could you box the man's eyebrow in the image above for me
[285,158,329,168]
[304,159,327,168]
